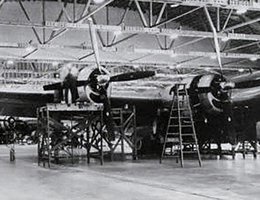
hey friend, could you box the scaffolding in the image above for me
[109,106,137,161]
[37,103,138,167]
[37,103,104,167]
[0,117,17,161]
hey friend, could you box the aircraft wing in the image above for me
[0,90,53,117]
[0,85,163,118]
[230,71,260,105]
[231,87,260,106]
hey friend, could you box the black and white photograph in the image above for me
[1,0,260,199]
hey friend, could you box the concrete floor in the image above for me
[0,145,260,200]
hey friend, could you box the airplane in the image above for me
[0,116,38,144]
[1,63,260,157]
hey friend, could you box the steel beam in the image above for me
[73,0,76,22]
[42,0,46,43]
[0,53,256,69]
[48,2,68,41]
[223,16,260,32]
[173,38,205,50]
[155,2,166,25]
[58,0,72,22]
[134,0,148,27]
[88,18,102,70]
[134,48,260,60]
[18,0,42,45]
[152,6,202,28]
[23,0,113,59]
[224,41,260,53]
[76,0,114,23]
[81,0,91,18]
[204,6,223,71]
[136,0,260,12]
[118,0,133,25]
[222,9,233,31]
[78,52,94,61]
[3,20,260,42]
[46,0,114,44]
[0,42,116,52]
[217,7,220,32]
[149,1,153,27]
[0,0,5,10]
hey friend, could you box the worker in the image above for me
[61,63,79,104]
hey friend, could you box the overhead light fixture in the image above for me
[238,68,245,72]
[227,116,232,122]
[93,0,105,4]
[170,52,177,58]
[133,64,139,69]
[236,8,247,15]
[54,73,60,78]
[52,61,59,67]
[169,34,178,40]
[25,45,35,52]
[221,37,229,42]
[7,60,14,65]
[250,57,258,61]
[204,118,208,124]
[114,30,122,36]
[170,4,179,8]
[210,55,217,59]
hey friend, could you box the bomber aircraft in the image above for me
[1,62,260,156]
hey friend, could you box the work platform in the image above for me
[37,103,104,167]
[36,103,138,167]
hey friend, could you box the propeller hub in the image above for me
[220,81,235,91]
[97,74,110,86]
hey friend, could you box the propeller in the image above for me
[229,71,260,89]
[110,71,155,82]
[43,65,155,141]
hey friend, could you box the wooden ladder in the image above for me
[160,83,202,167]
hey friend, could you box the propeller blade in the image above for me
[43,82,63,91]
[196,87,212,94]
[110,71,155,82]
[230,71,260,89]
[76,80,90,87]
[235,79,260,89]
[99,87,115,141]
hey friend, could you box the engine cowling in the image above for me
[194,74,229,114]
[161,74,229,115]
[77,66,110,103]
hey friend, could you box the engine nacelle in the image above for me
[77,66,110,103]
[195,74,228,114]
[161,74,229,115]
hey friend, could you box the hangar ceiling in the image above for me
[1,0,260,88]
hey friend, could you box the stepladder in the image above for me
[160,83,202,167]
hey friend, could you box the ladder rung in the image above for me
[177,91,187,95]
[163,155,179,158]
[170,117,190,119]
[167,135,180,138]
[167,132,179,135]
[172,108,189,111]
[183,151,199,154]
[169,125,192,128]
[182,142,196,145]
[160,84,202,166]
[166,141,180,144]
[182,134,194,136]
